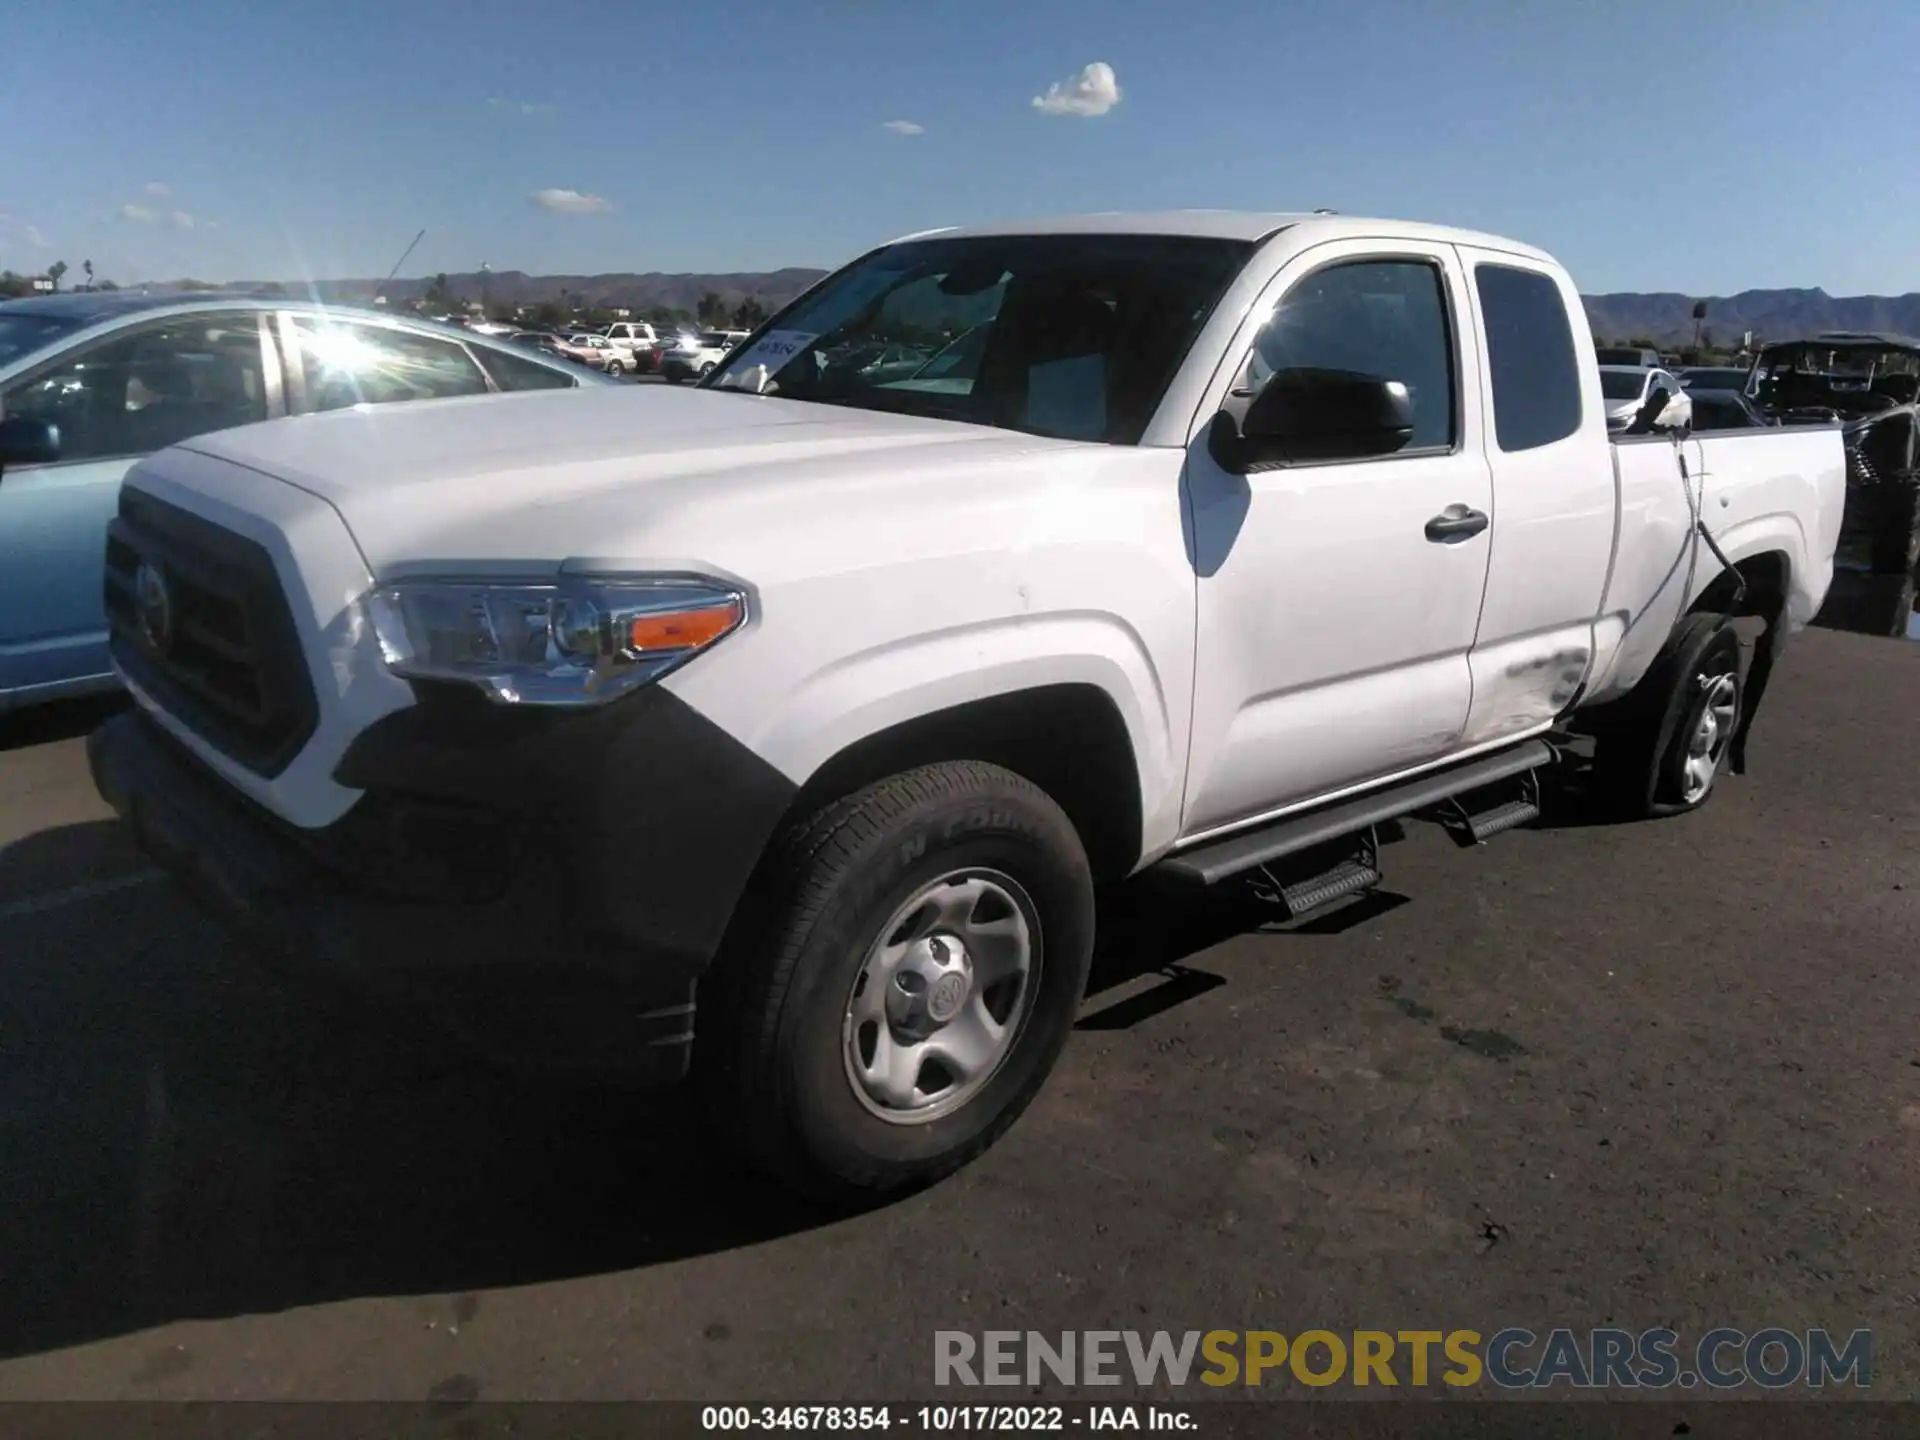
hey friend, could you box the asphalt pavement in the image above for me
[0,628,1915,1401]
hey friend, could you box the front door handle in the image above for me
[1425,505,1489,543]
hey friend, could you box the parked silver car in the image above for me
[0,291,609,713]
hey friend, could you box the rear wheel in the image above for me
[696,761,1095,1205]
[1590,613,1742,818]
[698,360,716,378]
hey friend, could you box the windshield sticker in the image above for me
[717,330,817,388]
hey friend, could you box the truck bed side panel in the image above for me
[1691,425,1845,628]
[1584,424,1844,706]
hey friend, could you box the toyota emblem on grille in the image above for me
[133,559,175,656]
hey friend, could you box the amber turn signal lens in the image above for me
[626,598,742,652]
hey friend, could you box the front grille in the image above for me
[104,489,318,777]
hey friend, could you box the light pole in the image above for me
[481,261,491,318]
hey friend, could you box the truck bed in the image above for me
[1585,425,1846,705]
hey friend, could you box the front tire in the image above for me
[1590,613,1742,818]
[697,762,1095,1205]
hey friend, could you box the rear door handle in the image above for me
[1425,505,1489,543]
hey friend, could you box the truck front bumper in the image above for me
[88,688,798,1082]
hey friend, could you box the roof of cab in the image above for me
[884,210,1558,263]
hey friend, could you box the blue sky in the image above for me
[2,0,1916,294]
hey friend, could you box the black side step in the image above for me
[1154,739,1556,888]
[1246,826,1382,921]
[1432,768,1543,848]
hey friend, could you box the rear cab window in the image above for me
[1473,263,1584,452]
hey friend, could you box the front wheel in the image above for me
[604,359,627,377]
[696,761,1095,1205]
[1590,613,1742,818]
[698,360,716,378]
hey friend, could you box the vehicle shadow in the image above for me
[0,822,1305,1364]
[0,819,838,1363]
[0,693,128,754]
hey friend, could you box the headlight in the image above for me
[364,576,746,706]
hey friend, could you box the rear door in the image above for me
[0,312,277,698]
[1180,240,1496,837]
[1454,253,1619,745]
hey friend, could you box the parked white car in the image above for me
[88,211,1844,1206]
[549,332,628,373]
[1599,363,1690,431]
[597,322,662,372]
[660,329,748,382]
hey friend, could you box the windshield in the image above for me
[706,232,1254,444]
[1599,369,1648,400]
[0,312,87,369]
[912,324,991,380]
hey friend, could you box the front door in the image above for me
[0,312,275,700]
[1181,242,1496,838]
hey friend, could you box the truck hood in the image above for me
[174,383,1070,576]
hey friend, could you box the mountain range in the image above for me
[1581,289,1920,348]
[194,271,1920,347]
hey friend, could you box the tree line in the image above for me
[414,273,772,333]
[1,261,778,338]
[1,258,121,297]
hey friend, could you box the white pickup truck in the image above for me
[88,211,1844,1202]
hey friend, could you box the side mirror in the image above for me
[1228,367,1416,466]
[0,415,61,472]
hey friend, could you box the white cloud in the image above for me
[145,181,171,196]
[489,97,552,114]
[26,224,51,248]
[881,119,925,136]
[120,203,156,222]
[1031,61,1122,117]
[169,210,196,229]
[531,187,612,215]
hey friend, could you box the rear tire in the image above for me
[696,761,1095,1206]
[1590,613,1742,819]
